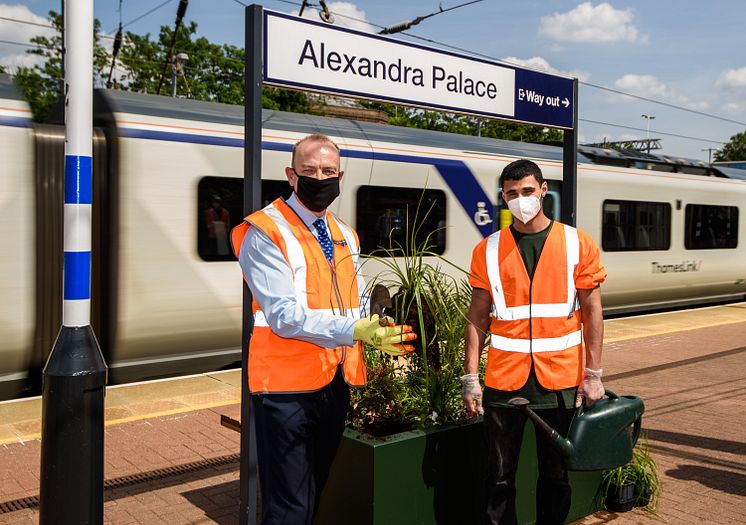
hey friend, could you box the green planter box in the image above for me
[316,419,602,525]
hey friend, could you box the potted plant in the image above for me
[601,437,661,513]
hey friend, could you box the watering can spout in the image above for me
[508,390,645,471]
[507,397,575,459]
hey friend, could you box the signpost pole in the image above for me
[240,4,262,525]
[561,78,579,226]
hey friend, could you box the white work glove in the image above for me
[575,368,604,408]
[461,373,484,418]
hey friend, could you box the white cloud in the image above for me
[296,2,375,33]
[609,73,708,111]
[683,100,710,111]
[0,4,57,71]
[717,67,746,88]
[614,74,668,98]
[721,102,744,113]
[501,56,590,81]
[539,2,642,44]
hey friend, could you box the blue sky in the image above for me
[2,0,745,161]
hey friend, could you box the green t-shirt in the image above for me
[483,222,577,409]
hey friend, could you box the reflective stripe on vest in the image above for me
[257,204,362,321]
[490,329,582,353]
[337,218,367,315]
[485,224,580,322]
[263,204,308,308]
[252,307,359,328]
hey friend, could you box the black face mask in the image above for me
[294,172,340,212]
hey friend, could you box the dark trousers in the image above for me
[252,367,350,525]
[484,406,574,525]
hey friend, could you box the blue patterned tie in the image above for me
[313,218,334,261]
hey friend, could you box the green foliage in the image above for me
[361,101,563,144]
[601,437,661,513]
[119,21,243,102]
[714,131,746,162]
[118,21,307,112]
[347,198,474,437]
[13,11,107,122]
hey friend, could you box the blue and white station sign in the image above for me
[263,11,575,130]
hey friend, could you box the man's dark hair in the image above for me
[499,159,544,188]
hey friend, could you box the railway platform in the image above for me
[1,303,745,524]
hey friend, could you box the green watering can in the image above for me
[508,390,644,471]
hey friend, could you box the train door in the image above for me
[496,180,562,229]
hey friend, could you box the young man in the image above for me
[462,159,607,525]
[231,134,415,525]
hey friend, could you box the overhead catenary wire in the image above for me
[2,5,745,128]
[116,0,175,32]
[0,39,732,147]
[579,118,726,145]
[378,0,484,35]
[260,0,746,130]
[2,4,743,140]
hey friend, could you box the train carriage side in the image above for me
[0,75,35,398]
[577,164,746,313]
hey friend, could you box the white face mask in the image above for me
[507,195,542,223]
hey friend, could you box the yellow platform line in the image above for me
[605,317,746,344]
[0,398,241,446]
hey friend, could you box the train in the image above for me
[1,73,745,400]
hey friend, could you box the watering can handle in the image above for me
[577,388,619,415]
[631,414,642,447]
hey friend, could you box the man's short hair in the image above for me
[291,134,340,166]
[499,159,545,188]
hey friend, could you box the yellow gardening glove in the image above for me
[353,315,417,356]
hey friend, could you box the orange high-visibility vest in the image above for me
[478,223,597,391]
[231,198,366,393]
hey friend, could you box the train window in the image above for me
[602,200,671,251]
[197,176,292,261]
[685,204,738,249]
[356,186,447,256]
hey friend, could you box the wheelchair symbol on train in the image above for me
[474,202,493,226]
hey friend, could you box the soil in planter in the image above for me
[605,480,636,513]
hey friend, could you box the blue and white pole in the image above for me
[39,1,107,523]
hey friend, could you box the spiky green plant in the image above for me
[347,193,476,436]
[600,436,661,513]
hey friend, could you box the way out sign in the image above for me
[263,10,575,129]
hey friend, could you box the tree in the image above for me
[118,21,307,112]
[714,131,746,162]
[362,101,563,143]
[13,11,108,122]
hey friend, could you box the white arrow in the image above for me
[562,97,570,108]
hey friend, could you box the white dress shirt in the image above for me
[238,193,358,348]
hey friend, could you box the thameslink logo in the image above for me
[651,260,702,274]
